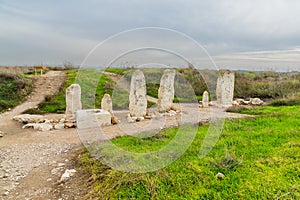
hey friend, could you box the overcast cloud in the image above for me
[0,0,300,71]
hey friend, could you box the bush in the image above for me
[269,97,300,106]
[225,105,247,113]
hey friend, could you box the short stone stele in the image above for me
[157,69,176,112]
[202,91,209,108]
[101,94,113,115]
[65,84,82,121]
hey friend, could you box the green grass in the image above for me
[78,105,300,199]
[0,72,33,112]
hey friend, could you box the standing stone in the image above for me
[66,84,82,121]
[216,71,235,107]
[129,70,147,117]
[101,94,113,115]
[158,69,176,112]
[202,91,209,108]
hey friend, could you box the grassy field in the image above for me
[0,71,33,113]
[78,105,300,199]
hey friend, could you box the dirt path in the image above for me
[0,71,66,134]
[0,71,85,199]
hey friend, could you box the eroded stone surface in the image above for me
[216,71,235,107]
[65,84,82,121]
[202,91,209,108]
[13,114,45,124]
[101,94,113,115]
[129,70,147,117]
[76,109,111,129]
[250,98,264,106]
[157,69,176,112]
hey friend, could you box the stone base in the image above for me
[76,109,111,129]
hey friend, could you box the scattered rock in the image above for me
[144,115,151,119]
[58,163,65,167]
[216,172,225,180]
[60,169,76,182]
[111,116,119,125]
[168,110,177,116]
[236,98,249,105]
[64,122,76,128]
[13,114,45,123]
[250,98,264,106]
[136,117,144,122]
[54,123,65,130]
[22,121,53,131]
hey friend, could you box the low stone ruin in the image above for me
[13,114,67,131]
[76,109,111,129]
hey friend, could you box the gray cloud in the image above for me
[0,0,299,70]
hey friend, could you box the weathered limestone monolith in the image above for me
[101,94,113,115]
[157,69,176,112]
[66,84,82,121]
[129,70,147,118]
[202,91,209,108]
[216,71,235,107]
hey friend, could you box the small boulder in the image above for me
[0,131,4,137]
[64,122,76,128]
[60,169,76,182]
[13,114,44,123]
[250,98,264,106]
[236,98,248,105]
[111,116,119,125]
[54,123,65,130]
[22,121,53,131]
[216,172,225,180]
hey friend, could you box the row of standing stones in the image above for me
[10,70,263,132]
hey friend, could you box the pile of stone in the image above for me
[13,114,69,131]
[232,98,264,106]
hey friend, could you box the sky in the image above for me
[0,0,300,71]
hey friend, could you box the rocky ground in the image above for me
[0,70,251,200]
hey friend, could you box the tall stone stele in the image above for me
[157,69,176,112]
[216,71,235,107]
[101,94,113,115]
[202,91,209,108]
[66,84,82,121]
[129,70,147,117]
